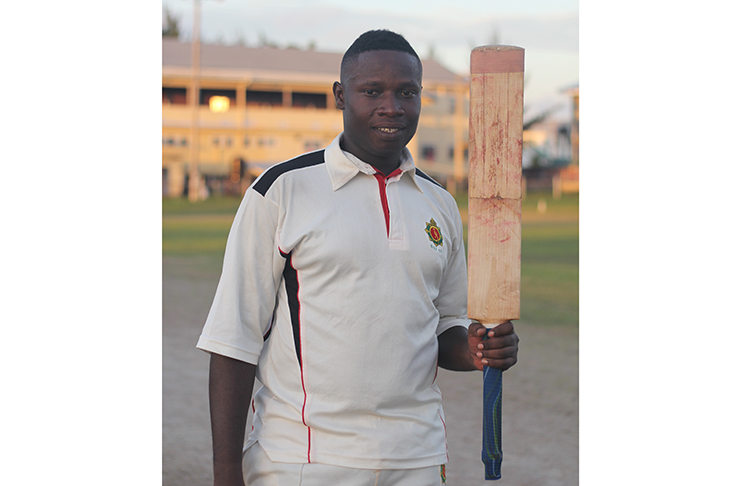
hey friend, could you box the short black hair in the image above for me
[341,30,421,80]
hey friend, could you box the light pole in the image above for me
[187,0,202,201]
[188,0,223,202]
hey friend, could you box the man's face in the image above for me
[333,50,422,173]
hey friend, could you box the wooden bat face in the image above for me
[467,46,524,326]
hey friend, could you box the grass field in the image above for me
[163,191,578,327]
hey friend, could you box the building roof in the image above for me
[162,38,462,86]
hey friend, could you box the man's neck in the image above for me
[339,137,402,176]
[371,159,401,176]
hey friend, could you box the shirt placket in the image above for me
[372,169,403,239]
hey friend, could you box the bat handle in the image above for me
[483,366,503,480]
[480,320,505,480]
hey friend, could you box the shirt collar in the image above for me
[324,132,424,192]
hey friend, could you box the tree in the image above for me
[233,29,247,46]
[426,44,437,61]
[162,7,181,39]
[258,32,279,48]
[488,28,500,46]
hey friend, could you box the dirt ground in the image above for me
[163,255,578,485]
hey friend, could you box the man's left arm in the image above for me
[437,321,519,372]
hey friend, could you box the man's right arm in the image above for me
[209,353,257,486]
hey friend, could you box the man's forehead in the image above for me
[343,50,422,83]
[355,49,418,62]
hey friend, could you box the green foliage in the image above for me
[162,7,181,39]
[258,32,279,48]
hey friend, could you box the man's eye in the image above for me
[363,89,379,96]
[400,90,417,97]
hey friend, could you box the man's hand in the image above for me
[437,322,518,372]
[467,320,519,371]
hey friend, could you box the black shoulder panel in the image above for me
[252,150,325,196]
[414,168,444,189]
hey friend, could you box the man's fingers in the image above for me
[469,320,515,338]
[481,356,517,371]
[489,320,514,337]
[468,320,487,337]
[479,333,518,350]
[477,345,517,360]
[468,320,519,371]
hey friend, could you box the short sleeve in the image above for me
[196,186,285,364]
[434,198,472,335]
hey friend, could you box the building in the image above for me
[521,85,579,196]
[162,38,470,198]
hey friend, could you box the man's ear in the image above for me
[332,81,345,110]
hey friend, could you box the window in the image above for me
[292,92,327,109]
[163,87,187,105]
[200,89,236,106]
[422,146,436,161]
[246,90,282,107]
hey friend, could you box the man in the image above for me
[197,30,519,486]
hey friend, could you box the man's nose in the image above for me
[377,93,403,116]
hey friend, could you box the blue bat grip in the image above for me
[482,366,503,480]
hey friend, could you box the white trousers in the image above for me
[243,443,444,486]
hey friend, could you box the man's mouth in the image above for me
[375,127,401,134]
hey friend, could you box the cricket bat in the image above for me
[467,45,524,480]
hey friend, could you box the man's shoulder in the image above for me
[411,167,461,213]
[413,167,445,190]
[252,150,326,196]
[413,167,455,201]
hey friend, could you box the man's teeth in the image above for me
[376,127,399,133]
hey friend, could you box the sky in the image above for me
[161,0,578,113]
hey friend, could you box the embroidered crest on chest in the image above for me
[425,218,444,248]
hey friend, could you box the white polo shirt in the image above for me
[197,132,470,470]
